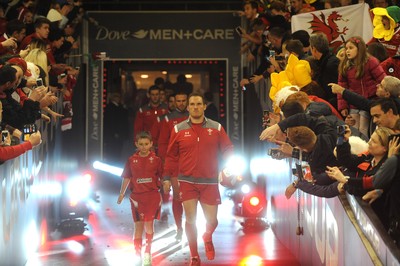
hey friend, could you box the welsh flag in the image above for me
[291,3,373,51]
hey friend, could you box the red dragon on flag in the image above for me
[308,11,349,51]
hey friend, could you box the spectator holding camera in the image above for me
[0,64,41,129]
[326,126,394,229]
[0,100,41,163]
[260,113,339,177]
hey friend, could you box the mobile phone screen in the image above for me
[36,78,43,87]
[23,124,37,141]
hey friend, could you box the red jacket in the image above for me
[157,109,188,160]
[121,151,162,197]
[150,112,170,147]
[0,141,32,162]
[163,118,234,184]
[337,56,386,111]
[133,102,168,139]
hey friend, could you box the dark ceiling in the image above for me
[82,0,244,11]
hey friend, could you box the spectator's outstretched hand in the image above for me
[28,131,41,147]
[275,140,293,157]
[240,78,250,87]
[388,136,400,157]
[47,108,64,122]
[40,93,58,108]
[259,124,281,141]
[285,182,297,199]
[328,83,345,95]
[29,87,47,101]
[2,38,17,49]
[41,114,51,123]
[362,189,383,204]
[326,166,347,183]
[249,75,262,84]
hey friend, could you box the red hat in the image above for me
[7,57,32,77]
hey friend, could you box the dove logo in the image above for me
[132,30,148,39]
[95,26,132,40]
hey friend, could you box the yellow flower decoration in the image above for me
[284,54,312,89]
[269,54,313,112]
[269,71,290,102]
[372,7,397,41]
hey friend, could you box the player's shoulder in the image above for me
[205,118,222,131]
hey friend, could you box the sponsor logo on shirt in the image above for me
[184,131,191,137]
[137,177,153,183]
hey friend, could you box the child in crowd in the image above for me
[117,131,162,266]
[335,36,386,137]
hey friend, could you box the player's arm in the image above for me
[117,177,130,204]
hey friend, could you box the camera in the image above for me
[23,124,37,141]
[269,50,275,57]
[36,78,43,88]
[337,125,346,137]
[268,148,281,157]
[262,110,270,129]
[235,26,243,35]
[1,130,10,145]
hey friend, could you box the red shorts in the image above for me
[178,181,221,205]
[129,191,161,222]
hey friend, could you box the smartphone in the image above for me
[36,78,43,87]
[262,110,270,129]
[1,130,9,145]
[268,148,281,157]
[23,124,37,141]
[235,26,243,35]
[269,50,275,57]
[275,55,285,61]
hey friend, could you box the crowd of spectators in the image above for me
[0,0,84,163]
[236,0,400,248]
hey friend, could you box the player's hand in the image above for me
[117,193,124,204]
[163,180,171,194]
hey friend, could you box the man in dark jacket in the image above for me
[310,33,340,108]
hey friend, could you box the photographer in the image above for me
[326,125,394,229]
[261,113,338,175]
[0,95,41,163]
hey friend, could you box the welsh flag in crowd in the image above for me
[291,3,373,51]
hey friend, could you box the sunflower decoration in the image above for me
[269,70,291,113]
[372,6,400,41]
[269,54,313,113]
